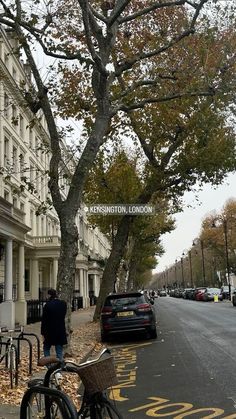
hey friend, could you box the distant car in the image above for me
[195,288,207,301]
[100,291,157,342]
[232,290,236,306]
[159,290,167,297]
[221,285,235,300]
[203,287,223,302]
[182,288,195,299]
[221,286,230,299]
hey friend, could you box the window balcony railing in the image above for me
[33,236,61,246]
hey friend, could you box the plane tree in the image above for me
[0,1,236,332]
[84,148,174,292]
[199,199,236,280]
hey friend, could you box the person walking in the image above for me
[41,288,67,360]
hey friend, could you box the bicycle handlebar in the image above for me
[0,326,24,334]
[42,347,112,387]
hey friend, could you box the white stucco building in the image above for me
[0,26,110,328]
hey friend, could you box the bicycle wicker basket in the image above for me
[77,353,118,394]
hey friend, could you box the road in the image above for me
[109,296,236,418]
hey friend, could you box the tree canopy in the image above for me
[1,0,236,332]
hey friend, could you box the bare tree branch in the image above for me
[113,88,215,113]
[120,0,186,23]
[114,28,195,77]
[108,0,132,27]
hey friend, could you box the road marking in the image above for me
[145,402,193,417]
[110,344,235,417]
[175,408,224,418]
[129,396,232,417]
[110,342,152,401]
[130,397,170,412]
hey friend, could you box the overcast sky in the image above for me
[154,172,236,273]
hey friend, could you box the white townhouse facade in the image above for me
[0,26,110,329]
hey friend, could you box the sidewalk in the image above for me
[0,306,97,419]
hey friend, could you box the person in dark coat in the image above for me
[41,288,67,360]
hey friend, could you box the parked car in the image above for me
[232,289,236,306]
[195,287,207,301]
[100,291,157,342]
[221,285,235,300]
[159,289,167,297]
[221,286,230,299]
[182,288,195,299]
[203,287,223,302]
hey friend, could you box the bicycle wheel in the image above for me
[80,398,123,419]
[20,386,78,419]
[96,398,123,419]
[9,346,18,389]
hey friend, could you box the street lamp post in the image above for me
[182,249,193,287]
[200,240,206,287]
[212,217,231,299]
[188,250,193,287]
[222,219,231,299]
[174,261,177,286]
[180,256,185,287]
[193,238,206,287]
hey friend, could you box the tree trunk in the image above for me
[56,209,78,354]
[93,215,133,321]
[126,247,139,291]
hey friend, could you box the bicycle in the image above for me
[20,347,123,418]
[20,385,78,419]
[0,326,22,388]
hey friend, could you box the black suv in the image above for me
[100,291,157,342]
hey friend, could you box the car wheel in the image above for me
[149,327,157,339]
[101,332,109,342]
[232,298,236,307]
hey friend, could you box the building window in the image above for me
[19,114,24,137]
[4,93,9,118]
[41,217,44,235]
[12,145,17,174]
[4,137,9,166]
[4,52,9,68]
[19,152,24,174]
[13,197,17,207]
[36,215,39,236]
[35,137,40,157]
[12,104,17,125]
[29,129,35,150]
[4,190,10,201]
[12,66,17,82]
[25,269,30,292]
[30,164,34,183]
[30,209,34,232]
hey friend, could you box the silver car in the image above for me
[203,288,223,302]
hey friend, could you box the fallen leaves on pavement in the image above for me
[0,320,101,407]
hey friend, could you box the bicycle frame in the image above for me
[0,329,19,388]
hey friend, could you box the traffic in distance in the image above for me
[168,285,236,303]
[100,291,236,418]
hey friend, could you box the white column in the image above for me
[31,259,39,299]
[79,269,84,296]
[0,239,15,328]
[15,244,27,325]
[52,259,58,289]
[94,274,100,297]
[74,270,80,291]
[83,269,89,308]
[5,239,13,301]
[18,244,25,301]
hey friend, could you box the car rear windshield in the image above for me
[104,294,144,307]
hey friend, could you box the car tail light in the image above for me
[137,303,151,312]
[101,307,112,316]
